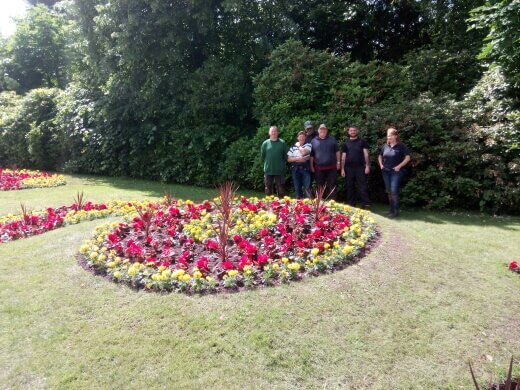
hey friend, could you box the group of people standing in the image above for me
[260,121,411,218]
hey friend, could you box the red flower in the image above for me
[238,255,252,270]
[108,233,119,243]
[509,260,518,270]
[222,261,235,270]
[233,234,243,244]
[206,239,219,250]
[257,253,269,266]
[245,243,257,255]
[196,256,209,271]
[259,228,269,237]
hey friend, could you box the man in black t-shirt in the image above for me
[340,126,371,208]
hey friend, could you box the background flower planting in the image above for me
[0,168,65,190]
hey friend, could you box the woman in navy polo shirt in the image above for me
[378,128,411,218]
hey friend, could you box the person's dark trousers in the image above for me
[314,169,337,200]
[345,167,371,207]
[264,174,285,198]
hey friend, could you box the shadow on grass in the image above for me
[74,174,263,202]
[72,174,520,230]
[368,202,520,231]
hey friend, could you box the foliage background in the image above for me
[0,0,519,213]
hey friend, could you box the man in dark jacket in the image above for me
[310,124,340,200]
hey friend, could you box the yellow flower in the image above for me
[89,252,98,260]
[342,246,354,255]
[228,270,239,277]
[172,269,185,279]
[113,271,121,279]
[272,264,280,270]
[107,261,116,268]
[193,270,202,279]
[288,263,300,271]
[324,243,330,249]
[311,248,320,256]
[281,257,289,264]
[181,274,191,282]
[128,267,137,276]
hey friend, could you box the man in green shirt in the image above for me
[260,126,288,197]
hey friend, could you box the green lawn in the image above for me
[1,175,519,389]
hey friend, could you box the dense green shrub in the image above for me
[0,88,66,171]
[0,92,24,166]
[252,41,520,214]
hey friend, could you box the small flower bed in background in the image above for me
[0,168,66,190]
[79,195,378,294]
[509,260,520,275]
[0,200,151,243]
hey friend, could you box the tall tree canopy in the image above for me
[4,4,68,92]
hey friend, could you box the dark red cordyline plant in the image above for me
[164,191,175,207]
[469,356,519,390]
[309,185,329,222]
[212,181,239,265]
[135,205,156,239]
[73,191,86,211]
[20,203,31,225]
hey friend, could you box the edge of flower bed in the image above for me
[75,198,381,295]
[75,226,381,295]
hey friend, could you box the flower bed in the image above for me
[0,168,66,190]
[78,195,378,294]
[0,200,151,243]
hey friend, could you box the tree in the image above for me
[284,0,429,62]
[5,4,68,92]
[469,0,520,89]
[26,0,61,6]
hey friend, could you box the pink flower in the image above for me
[257,253,269,266]
[238,255,251,270]
[108,233,119,243]
[206,239,219,250]
[222,261,235,270]
[196,256,209,271]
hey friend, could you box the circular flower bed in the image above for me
[79,194,378,294]
[0,168,66,190]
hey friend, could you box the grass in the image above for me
[1,175,520,389]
